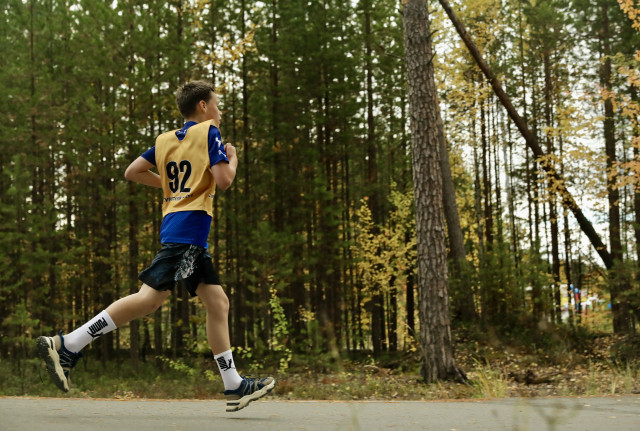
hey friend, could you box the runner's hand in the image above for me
[224,143,237,159]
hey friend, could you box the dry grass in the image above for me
[1,332,638,401]
[272,333,640,401]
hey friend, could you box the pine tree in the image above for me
[402,0,465,383]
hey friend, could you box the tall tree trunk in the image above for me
[125,10,140,369]
[506,125,523,305]
[152,99,164,359]
[481,98,494,249]
[543,48,562,323]
[127,77,140,372]
[406,270,415,338]
[364,0,385,356]
[631,87,640,325]
[559,134,574,326]
[437,104,477,322]
[472,102,487,324]
[402,0,465,383]
[480,96,497,321]
[128,180,140,369]
[235,0,251,348]
[388,278,398,351]
[210,0,221,279]
[531,71,545,320]
[600,2,632,334]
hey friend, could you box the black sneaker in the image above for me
[36,332,82,392]
[224,376,276,412]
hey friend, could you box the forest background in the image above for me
[1,0,640,400]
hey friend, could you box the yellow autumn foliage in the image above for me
[351,187,417,340]
[618,0,640,32]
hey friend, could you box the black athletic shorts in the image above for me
[138,243,221,297]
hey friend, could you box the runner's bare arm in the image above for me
[125,156,162,188]
[211,143,238,191]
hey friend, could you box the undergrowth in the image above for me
[1,327,638,400]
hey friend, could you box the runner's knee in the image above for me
[209,292,229,314]
[199,285,229,314]
[138,287,168,315]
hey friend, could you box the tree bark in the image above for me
[401,0,465,383]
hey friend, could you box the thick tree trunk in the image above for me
[402,0,465,383]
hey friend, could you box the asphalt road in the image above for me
[1,395,639,431]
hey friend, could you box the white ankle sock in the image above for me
[62,310,117,353]
[214,349,243,390]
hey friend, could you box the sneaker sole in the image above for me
[226,379,276,412]
[36,336,69,392]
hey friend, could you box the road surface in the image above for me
[1,395,639,430]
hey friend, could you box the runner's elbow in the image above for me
[217,177,234,190]
[124,166,136,181]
